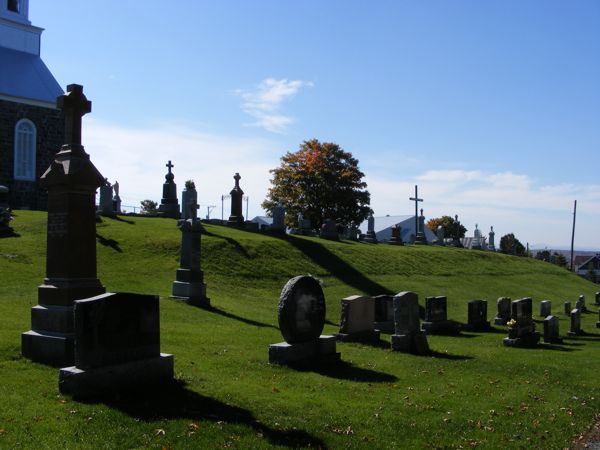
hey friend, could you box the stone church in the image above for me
[0,0,63,209]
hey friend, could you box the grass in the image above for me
[1,210,599,449]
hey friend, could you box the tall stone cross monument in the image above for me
[21,84,106,367]
[227,172,244,226]
[158,160,180,218]
[409,185,427,244]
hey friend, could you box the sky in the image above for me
[30,1,600,249]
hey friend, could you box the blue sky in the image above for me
[30,1,600,249]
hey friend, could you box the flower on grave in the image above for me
[507,319,516,328]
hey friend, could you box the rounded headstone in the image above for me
[278,275,326,344]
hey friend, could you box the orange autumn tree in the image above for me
[262,139,371,230]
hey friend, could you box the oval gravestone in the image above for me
[278,276,325,344]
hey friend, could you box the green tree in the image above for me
[426,215,467,240]
[535,250,551,262]
[140,199,158,214]
[262,139,371,230]
[499,233,526,256]
[552,252,568,268]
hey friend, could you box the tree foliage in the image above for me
[140,199,158,214]
[426,215,467,239]
[262,139,371,230]
[499,233,526,256]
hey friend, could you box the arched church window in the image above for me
[14,119,36,181]
[7,0,20,13]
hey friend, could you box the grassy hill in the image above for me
[1,210,599,449]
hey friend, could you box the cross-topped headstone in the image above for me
[409,185,423,236]
[166,160,174,174]
[57,84,91,150]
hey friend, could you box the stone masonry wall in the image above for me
[0,99,64,210]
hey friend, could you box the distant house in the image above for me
[0,0,64,209]
[574,254,600,281]
[358,215,437,244]
[251,216,273,228]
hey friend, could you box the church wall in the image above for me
[0,98,64,210]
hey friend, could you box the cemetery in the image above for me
[2,206,600,448]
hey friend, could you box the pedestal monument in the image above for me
[227,172,244,226]
[21,84,106,367]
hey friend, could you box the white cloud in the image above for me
[236,78,313,133]
[365,169,600,249]
[83,118,281,219]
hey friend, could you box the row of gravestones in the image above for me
[268,276,600,365]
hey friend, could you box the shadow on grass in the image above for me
[426,350,473,360]
[538,343,578,352]
[203,229,250,258]
[96,233,123,252]
[209,306,277,329]
[299,360,398,383]
[273,234,394,296]
[113,215,136,225]
[89,379,327,449]
[0,228,20,238]
[563,331,600,341]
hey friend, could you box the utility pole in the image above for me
[570,200,577,271]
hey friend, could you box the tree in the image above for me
[426,215,467,240]
[535,250,551,262]
[499,233,526,256]
[140,199,158,214]
[262,139,371,230]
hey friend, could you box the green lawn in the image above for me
[1,210,598,449]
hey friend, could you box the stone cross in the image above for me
[409,185,423,235]
[57,84,91,149]
[166,160,174,174]
[234,172,241,187]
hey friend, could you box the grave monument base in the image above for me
[374,320,395,334]
[567,330,585,336]
[542,336,563,345]
[421,320,460,335]
[502,333,540,347]
[268,335,340,366]
[464,321,491,332]
[334,329,381,343]
[59,353,174,398]
[493,317,509,326]
[390,332,429,355]
[21,330,74,367]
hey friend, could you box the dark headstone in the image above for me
[320,218,339,240]
[227,172,244,226]
[21,84,106,367]
[271,204,286,233]
[414,211,428,245]
[503,298,540,347]
[540,300,552,318]
[364,213,378,243]
[112,181,121,214]
[596,309,600,328]
[466,299,491,331]
[158,160,180,218]
[58,292,174,398]
[494,297,511,325]
[98,179,114,216]
[373,294,394,333]
[269,276,339,365]
[180,185,198,221]
[595,292,600,306]
[575,295,586,312]
[568,309,583,336]
[335,295,380,342]
[0,185,12,236]
[543,315,562,344]
[171,213,210,308]
[422,296,459,334]
[388,225,403,245]
[391,291,429,354]
[564,301,571,315]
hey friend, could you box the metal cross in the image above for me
[166,160,174,174]
[409,185,423,235]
